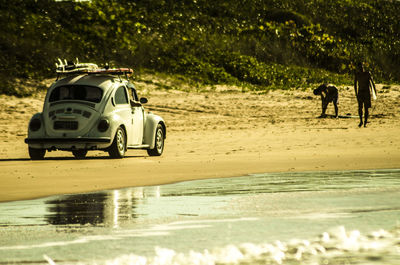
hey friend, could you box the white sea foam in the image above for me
[68,226,400,265]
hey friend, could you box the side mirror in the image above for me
[140,97,148,104]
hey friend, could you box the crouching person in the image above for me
[313,83,339,118]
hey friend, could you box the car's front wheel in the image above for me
[28,147,46,160]
[147,124,164,156]
[72,150,88,159]
[108,127,126,159]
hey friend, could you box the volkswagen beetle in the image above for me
[25,62,166,159]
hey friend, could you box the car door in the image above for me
[114,86,134,145]
[129,85,144,145]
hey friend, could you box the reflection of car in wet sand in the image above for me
[25,60,166,160]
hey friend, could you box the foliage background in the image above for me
[1,0,399,95]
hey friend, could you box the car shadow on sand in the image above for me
[0,155,147,162]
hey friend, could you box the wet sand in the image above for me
[0,80,399,202]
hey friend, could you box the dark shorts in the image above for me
[357,92,371,108]
[324,86,339,105]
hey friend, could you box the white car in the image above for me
[25,61,166,159]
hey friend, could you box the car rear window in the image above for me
[49,85,103,103]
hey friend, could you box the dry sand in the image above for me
[0,79,399,202]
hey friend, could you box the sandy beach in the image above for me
[0,79,399,202]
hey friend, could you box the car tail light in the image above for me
[29,118,41,131]
[97,119,110,132]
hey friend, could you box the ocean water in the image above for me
[0,169,400,264]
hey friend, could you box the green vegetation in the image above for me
[1,0,399,96]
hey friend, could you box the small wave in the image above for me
[70,226,400,265]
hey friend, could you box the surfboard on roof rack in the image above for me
[56,58,99,73]
[87,68,134,75]
[55,58,134,79]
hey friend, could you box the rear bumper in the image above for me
[25,137,111,144]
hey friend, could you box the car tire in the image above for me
[28,147,46,160]
[147,124,164,156]
[72,150,88,159]
[108,127,126,159]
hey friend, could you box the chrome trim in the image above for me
[25,137,111,144]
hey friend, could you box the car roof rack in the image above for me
[56,58,133,81]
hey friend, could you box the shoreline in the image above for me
[2,163,399,203]
[1,84,399,202]
[1,125,399,203]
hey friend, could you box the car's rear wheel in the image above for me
[147,124,164,156]
[108,127,126,159]
[28,147,46,160]
[72,150,88,159]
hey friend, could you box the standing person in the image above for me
[354,62,377,127]
[313,83,339,118]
